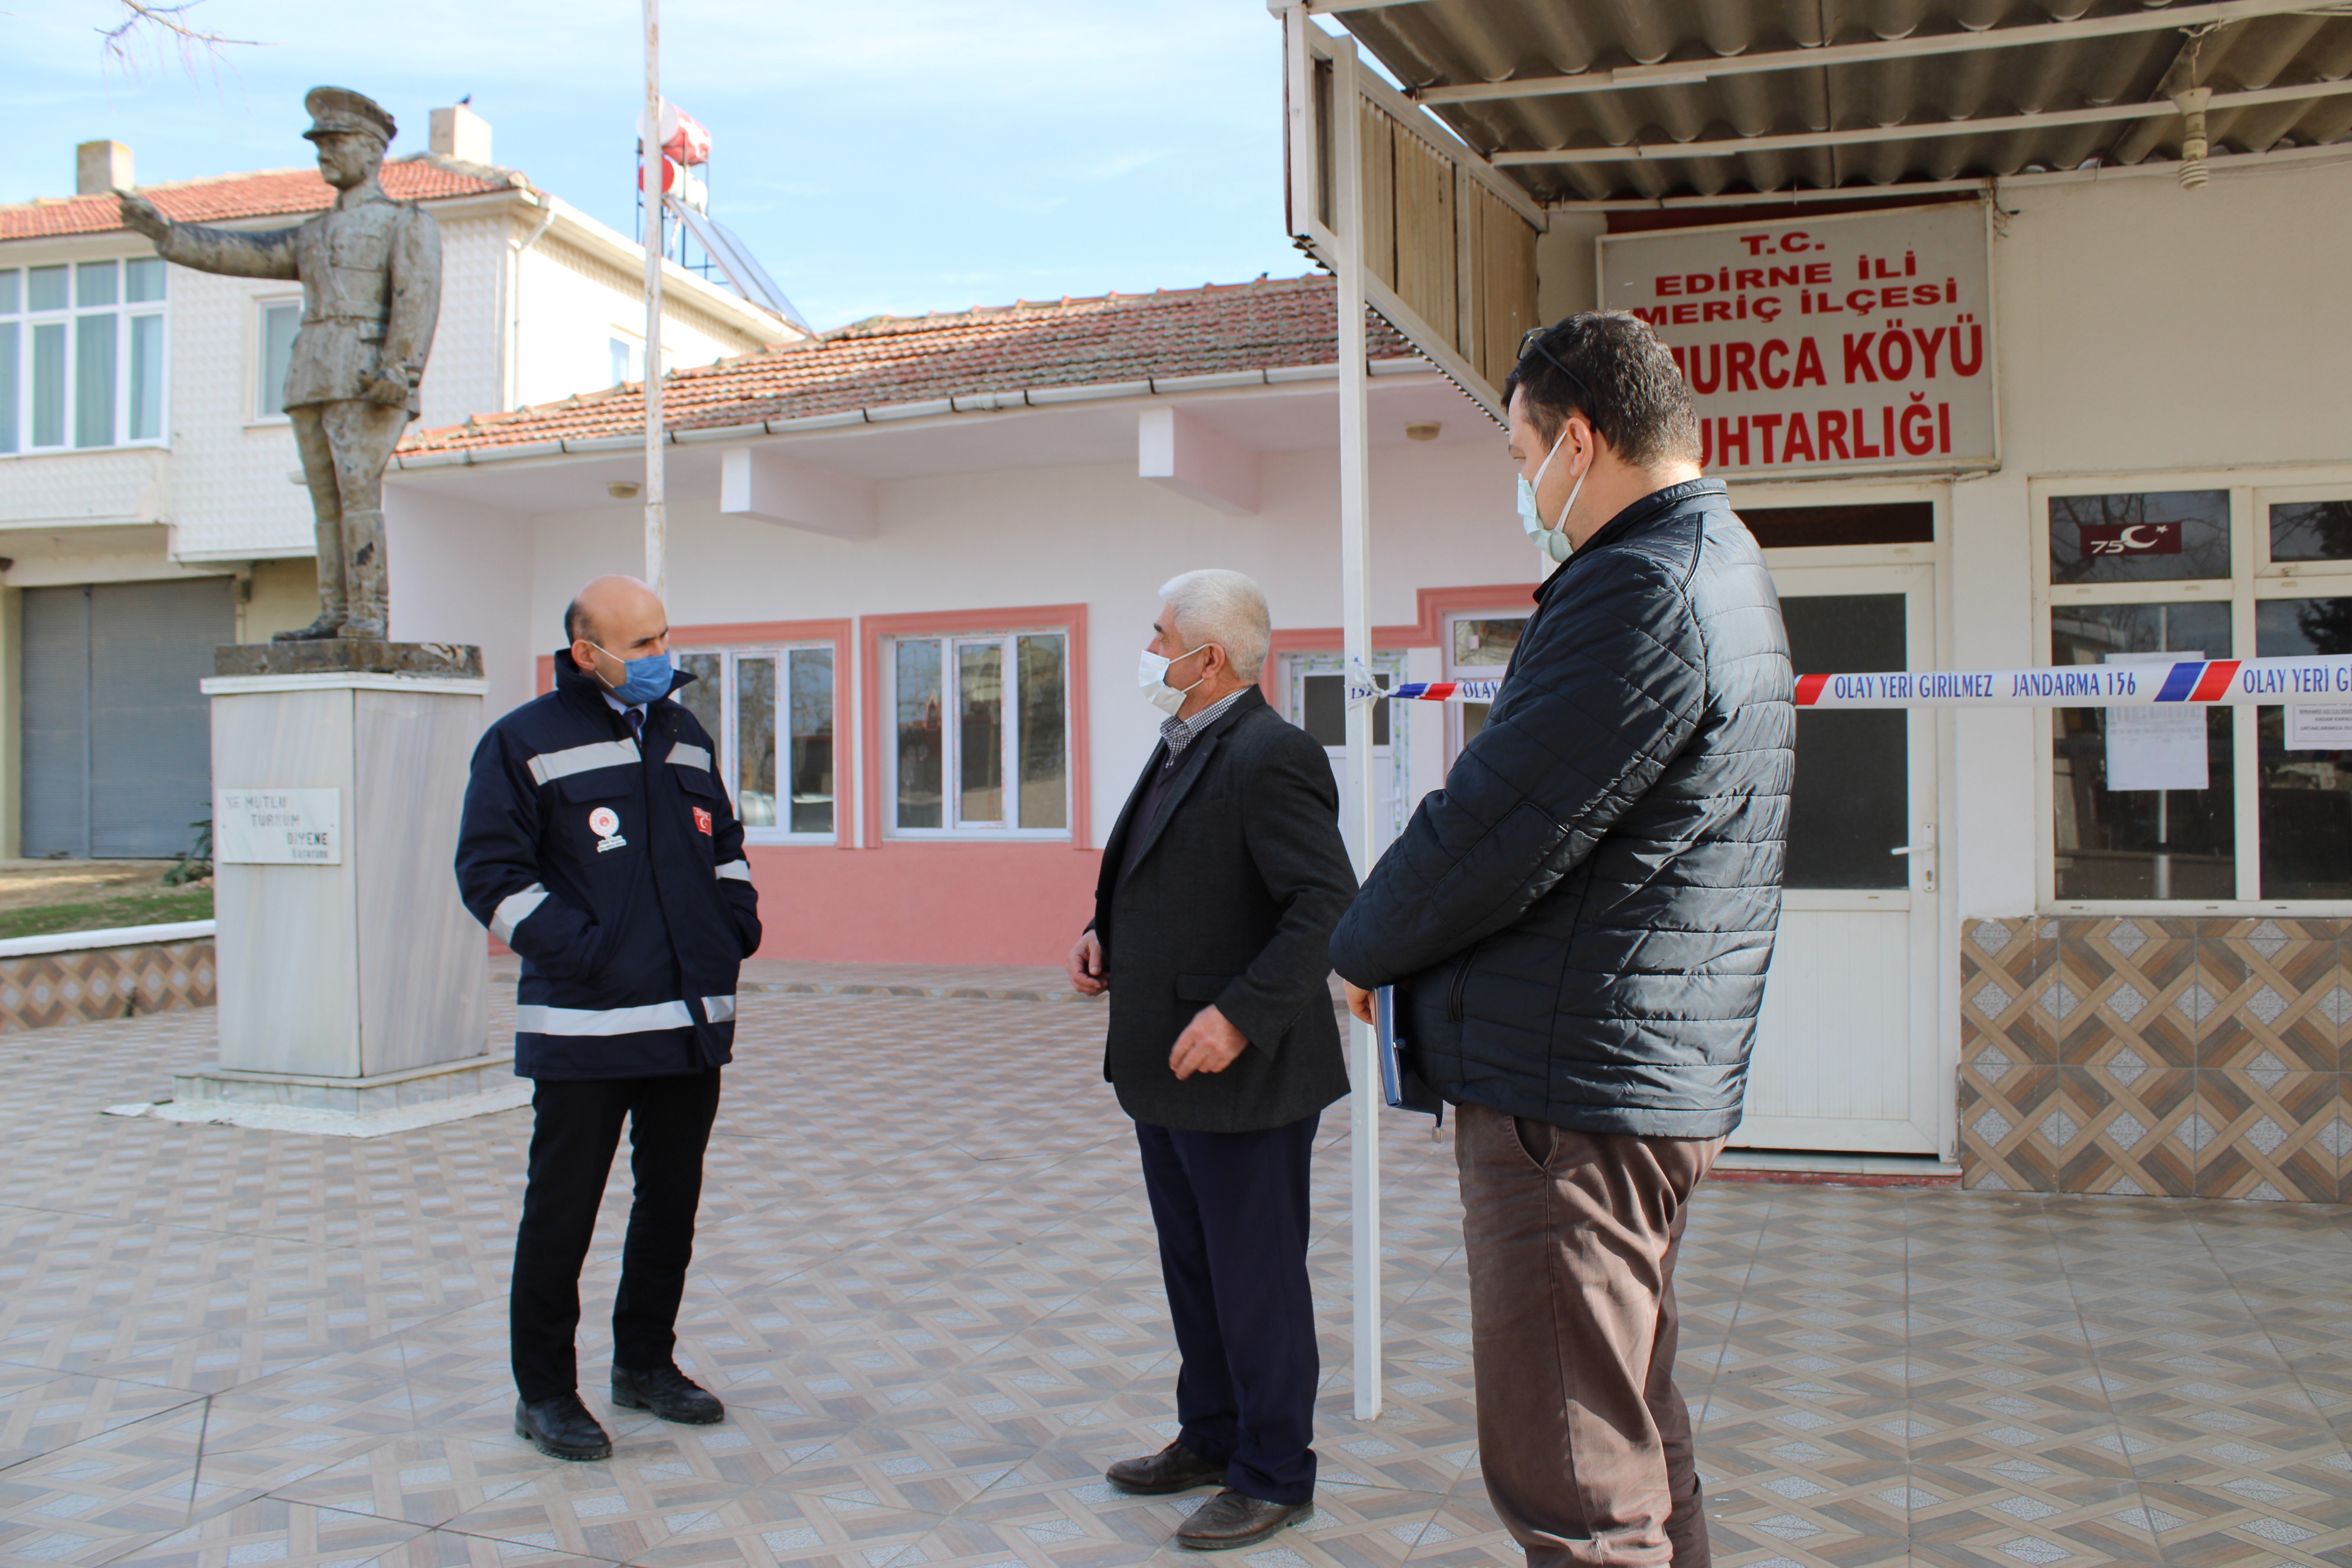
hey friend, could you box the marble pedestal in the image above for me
[190,656,492,1101]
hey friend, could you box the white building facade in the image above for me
[379,133,2352,1195]
[0,108,798,857]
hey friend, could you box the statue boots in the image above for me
[276,508,350,642]
[337,509,389,641]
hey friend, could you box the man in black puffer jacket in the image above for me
[1331,312,1792,1568]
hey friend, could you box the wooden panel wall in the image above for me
[1351,103,1537,400]
[1361,102,1397,292]
[1393,130,1458,343]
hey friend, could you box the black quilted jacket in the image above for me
[1329,478,1794,1139]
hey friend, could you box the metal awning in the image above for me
[1306,0,2352,204]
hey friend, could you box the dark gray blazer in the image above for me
[1091,687,1357,1133]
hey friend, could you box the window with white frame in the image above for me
[256,299,300,419]
[0,259,167,455]
[887,630,1069,837]
[672,643,838,841]
[1443,611,1528,754]
[2040,476,2352,907]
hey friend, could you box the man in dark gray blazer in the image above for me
[1067,569,1355,1552]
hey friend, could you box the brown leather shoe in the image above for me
[1105,1439,1225,1495]
[1175,1490,1309,1550]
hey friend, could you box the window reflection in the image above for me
[957,642,1004,824]
[788,649,834,835]
[2268,501,2352,564]
[896,639,943,829]
[674,652,722,744]
[1782,594,1907,889]
[2049,491,2229,585]
[736,656,777,828]
[2050,603,2234,899]
[2256,596,2352,899]
[1449,616,1525,744]
[1017,635,1067,830]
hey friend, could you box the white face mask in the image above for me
[1139,643,1209,717]
[1515,425,1587,564]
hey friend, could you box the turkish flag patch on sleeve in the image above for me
[692,806,713,836]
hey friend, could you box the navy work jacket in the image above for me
[456,651,762,1079]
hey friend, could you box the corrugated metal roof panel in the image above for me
[1326,1,2352,201]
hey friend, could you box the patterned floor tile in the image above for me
[615,1482,945,1567]
[262,1432,553,1527]
[433,1463,753,1562]
[2197,1069,2343,1201]
[0,1368,205,1469]
[130,1497,432,1568]
[0,1400,208,1545]
[2138,1479,2352,1567]
[15,982,2352,1568]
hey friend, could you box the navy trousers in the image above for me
[1134,1111,1321,1505]
[510,1069,722,1402]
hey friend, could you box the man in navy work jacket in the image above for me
[457,573,761,1462]
[1331,313,1794,1568]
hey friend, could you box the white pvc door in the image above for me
[1286,651,1407,869]
[1739,562,1942,1154]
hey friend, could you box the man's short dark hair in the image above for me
[1502,310,1700,469]
[564,597,589,645]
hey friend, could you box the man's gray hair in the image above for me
[1159,569,1272,681]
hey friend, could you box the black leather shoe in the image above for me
[512,1393,612,1461]
[1106,1439,1226,1496]
[1176,1490,1309,1550]
[611,1363,724,1425]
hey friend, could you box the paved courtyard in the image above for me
[4,982,2352,1568]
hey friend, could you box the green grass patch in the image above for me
[0,887,214,942]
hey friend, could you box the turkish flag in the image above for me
[2079,521,2183,556]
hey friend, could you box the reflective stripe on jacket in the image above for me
[456,651,762,1080]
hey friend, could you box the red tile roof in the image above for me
[400,275,1420,457]
[0,156,523,241]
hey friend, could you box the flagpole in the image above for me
[641,0,666,600]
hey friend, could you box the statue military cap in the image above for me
[303,87,397,145]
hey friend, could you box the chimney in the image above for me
[77,140,133,196]
[429,104,492,166]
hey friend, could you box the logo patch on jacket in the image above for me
[588,806,627,852]
[692,806,713,837]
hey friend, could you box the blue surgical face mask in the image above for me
[591,643,674,705]
[1515,426,1587,564]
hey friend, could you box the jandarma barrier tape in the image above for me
[1347,657,2352,710]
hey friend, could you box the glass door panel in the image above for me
[1782,593,1908,889]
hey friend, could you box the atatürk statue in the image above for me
[122,87,442,642]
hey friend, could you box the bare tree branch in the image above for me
[99,1,264,80]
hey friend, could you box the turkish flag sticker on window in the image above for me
[2079,521,2183,556]
[692,806,713,836]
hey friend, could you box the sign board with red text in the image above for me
[1598,203,1995,477]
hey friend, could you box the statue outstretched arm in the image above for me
[117,191,299,280]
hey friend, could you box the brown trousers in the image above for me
[1454,1100,1723,1568]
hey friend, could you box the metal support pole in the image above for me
[641,0,667,602]
[1331,35,1382,1423]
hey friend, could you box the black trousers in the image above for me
[1134,1110,1321,1505]
[510,1069,721,1402]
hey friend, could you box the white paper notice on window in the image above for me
[2103,652,2208,792]
[2288,703,2352,750]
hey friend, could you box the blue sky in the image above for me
[4,1,1322,331]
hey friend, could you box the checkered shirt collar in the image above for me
[1159,687,1247,765]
